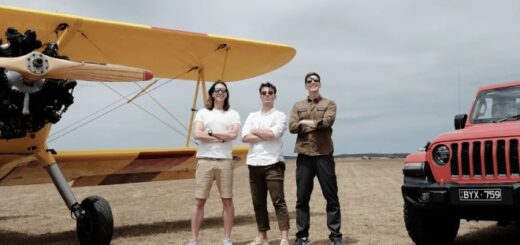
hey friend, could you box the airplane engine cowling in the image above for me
[0,27,75,139]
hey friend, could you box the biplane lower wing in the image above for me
[0,146,248,187]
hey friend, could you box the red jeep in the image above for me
[402,81,520,244]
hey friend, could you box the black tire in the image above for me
[403,203,460,245]
[77,196,114,245]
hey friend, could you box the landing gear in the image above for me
[45,162,114,245]
[77,196,114,245]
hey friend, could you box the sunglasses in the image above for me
[261,91,275,96]
[305,75,320,83]
[214,88,228,94]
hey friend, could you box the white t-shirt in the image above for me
[241,108,286,166]
[193,108,241,159]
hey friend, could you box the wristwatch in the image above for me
[208,129,213,136]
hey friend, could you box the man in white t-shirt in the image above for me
[242,82,289,245]
[188,81,241,245]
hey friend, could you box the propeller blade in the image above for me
[0,51,154,82]
[45,59,154,82]
[0,54,36,77]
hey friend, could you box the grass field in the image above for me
[1,158,520,244]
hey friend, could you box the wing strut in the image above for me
[126,79,159,103]
[185,68,206,146]
[55,20,82,50]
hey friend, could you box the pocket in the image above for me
[266,163,285,181]
[277,161,286,171]
[316,106,327,118]
[297,108,309,119]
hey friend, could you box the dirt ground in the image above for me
[1,158,520,245]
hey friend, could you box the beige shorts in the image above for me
[195,158,234,199]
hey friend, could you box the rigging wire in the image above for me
[77,29,189,131]
[79,31,116,63]
[48,100,127,143]
[49,80,197,145]
[48,79,174,138]
[100,82,193,142]
[103,83,197,144]
[49,37,230,144]
[49,91,130,138]
[133,82,190,131]
[76,28,200,134]
[49,68,197,143]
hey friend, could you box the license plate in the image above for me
[459,189,502,201]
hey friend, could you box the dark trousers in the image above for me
[295,154,342,240]
[248,161,290,231]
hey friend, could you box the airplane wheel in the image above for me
[77,196,114,245]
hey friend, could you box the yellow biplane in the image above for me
[0,5,295,245]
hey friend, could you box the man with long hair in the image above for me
[188,80,241,245]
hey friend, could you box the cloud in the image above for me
[3,1,520,155]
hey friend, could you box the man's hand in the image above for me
[298,119,317,128]
[250,128,275,140]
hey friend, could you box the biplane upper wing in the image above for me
[0,5,296,82]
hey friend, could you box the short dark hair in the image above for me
[258,82,277,94]
[305,72,320,83]
[205,80,230,111]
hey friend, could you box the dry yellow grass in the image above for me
[1,158,519,245]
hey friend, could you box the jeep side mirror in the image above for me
[454,114,467,130]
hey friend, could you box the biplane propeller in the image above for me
[0,4,295,245]
[1,49,153,116]
[0,50,153,82]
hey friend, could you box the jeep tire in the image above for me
[404,203,460,245]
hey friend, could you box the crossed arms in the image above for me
[241,112,287,143]
[289,100,336,134]
[193,121,240,143]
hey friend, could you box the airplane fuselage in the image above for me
[0,123,51,153]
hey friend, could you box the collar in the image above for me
[307,95,322,103]
[260,107,276,115]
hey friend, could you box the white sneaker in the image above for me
[246,238,269,245]
[280,239,290,245]
[222,239,233,245]
[187,239,199,245]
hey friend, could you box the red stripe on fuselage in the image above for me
[112,151,195,174]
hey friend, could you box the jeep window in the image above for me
[470,85,520,123]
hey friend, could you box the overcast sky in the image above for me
[2,1,520,155]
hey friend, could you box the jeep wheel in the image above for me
[403,203,459,245]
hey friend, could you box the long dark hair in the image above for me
[205,80,230,111]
